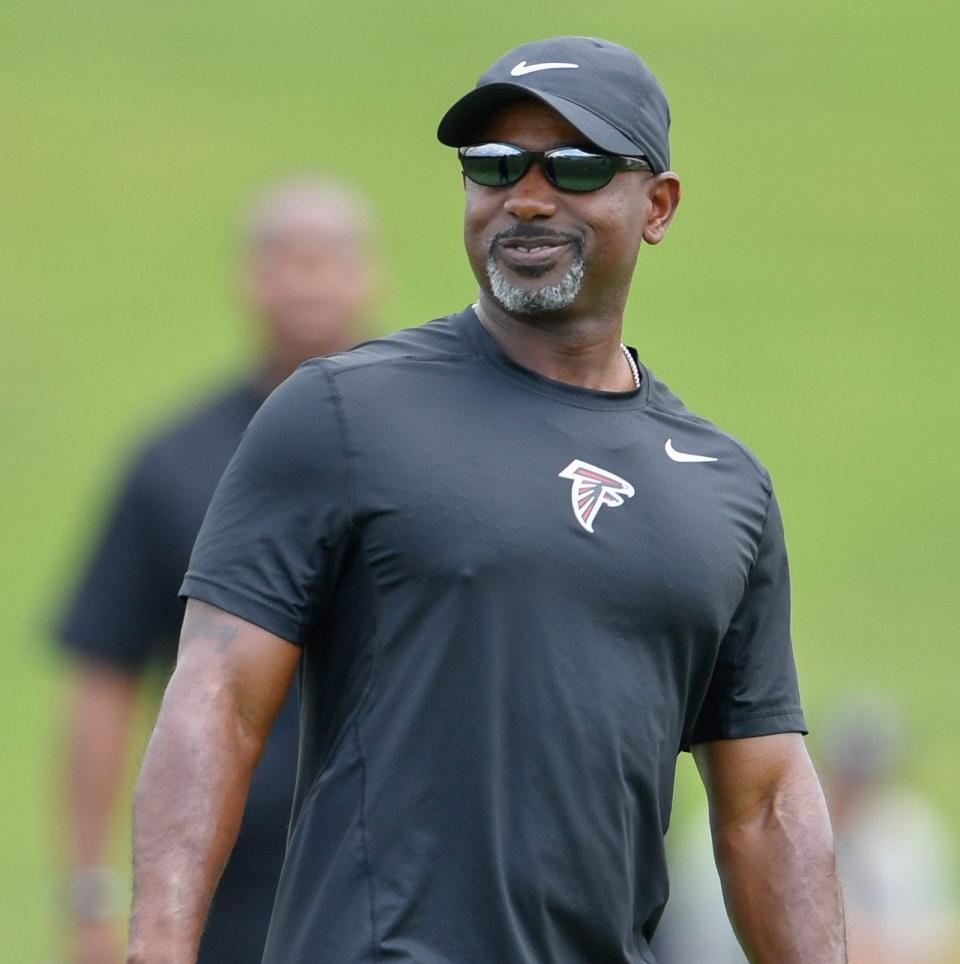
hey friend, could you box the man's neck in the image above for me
[474,295,635,392]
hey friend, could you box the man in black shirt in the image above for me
[57,177,379,964]
[127,38,846,963]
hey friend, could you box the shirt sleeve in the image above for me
[179,360,350,645]
[685,487,807,748]
[56,451,182,673]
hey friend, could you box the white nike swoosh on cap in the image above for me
[664,439,718,463]
[510,61,580,76]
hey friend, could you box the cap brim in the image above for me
[437,83,648,162]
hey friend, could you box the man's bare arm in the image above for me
[126,600,300,964]
[693,733,846,964]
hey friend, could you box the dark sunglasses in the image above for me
[459,142,652,193]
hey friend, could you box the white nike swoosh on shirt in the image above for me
[510,61,580,76]
[664,439,718,463]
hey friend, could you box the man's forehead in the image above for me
[478,97,593,147]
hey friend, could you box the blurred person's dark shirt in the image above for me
[57,379,297,964]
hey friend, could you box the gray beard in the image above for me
[485,249,585,315]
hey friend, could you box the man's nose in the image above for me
[503,163,558,220]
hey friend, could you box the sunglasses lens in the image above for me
[460,144,529,187]
[459,145,626,192]
[547,150,617,192]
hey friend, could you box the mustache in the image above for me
[489,224,584,251]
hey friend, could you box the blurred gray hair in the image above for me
[242,176,378,252]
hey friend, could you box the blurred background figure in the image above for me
[822,693,957,963]
[653,692,959,964]
[55,176,381,964]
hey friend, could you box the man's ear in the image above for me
[642,173,681,245]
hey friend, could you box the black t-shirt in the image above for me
[182,310,806,964]
[58,380,298,964]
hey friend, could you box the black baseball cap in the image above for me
[437,36,671,173]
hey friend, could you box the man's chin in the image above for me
[502,266,558,286]
[485,248,585,315]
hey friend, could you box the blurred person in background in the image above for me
[652,692,958,964]
[822,694,957,963]
[55,176,381,964]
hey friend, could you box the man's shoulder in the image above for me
[322,311,474,382]
[643,367,771,489]
[237,314,475,451]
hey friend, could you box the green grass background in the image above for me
[2,0,958,958]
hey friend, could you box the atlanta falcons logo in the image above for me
[558,459,635,533]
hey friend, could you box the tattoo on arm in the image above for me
[182,602,240,654]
